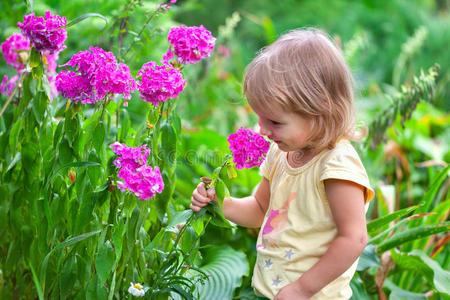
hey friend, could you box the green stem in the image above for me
[0,73,23,118]
[208,155,233,189]
[121,0,167,59]
[100,94,110,122]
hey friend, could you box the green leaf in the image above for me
[390,250,450,296]
[64,13,108,29]
[29,47,41,68]
[64,110,80,145]
[86,274,108,300]
[411,166,450,227]
[5,152,21,174]
[9,117,24,153]
[32,91,48,124]
[205,202,232,228]
[58,137,74,165]
[196,246,249,299]
[367,205,420,235]
[160,121,177,167]
[93,122,106,154]
[53,120,64,147]
[384,279,427,300]
[39,230,101,294]
[112,219,125,265]
[377,221,450,252]
[126,207,140,249]
[180,225,198,253]
[356,245,380,271]
[50,161,100,184]
[168,210,194,227]
[171,112,182,135]
[87,152,101,187]
[170,285,193,300]
[214,178,230,208]
[96,240,115,284]
[28,261,45,300]
[59,255,77,299]
[350,273,372,300]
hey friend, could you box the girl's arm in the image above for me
[191,177,271,228]
[275,178,368,300]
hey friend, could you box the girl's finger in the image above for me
[191,197,208,208]
[193,189,210,204]
[197,182,207,195]
[190,203,201,212]
[206,186,216,200]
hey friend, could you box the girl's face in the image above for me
[254,106,312,153]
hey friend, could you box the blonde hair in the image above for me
[244,28,363,152]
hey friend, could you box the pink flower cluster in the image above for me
[110,142,164,201]
[157,0,177,14]
[136,61,185,106]
[1,33,60,99]
[56,47,136,103]
[1,33,30,70]
[1,75,18,96]
[167,25,215,64]
[227,127,270,169]
[17,11,67,53]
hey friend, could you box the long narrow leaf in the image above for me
[377,222,450,252]
[63,13,108,29]
[47,161,100,185]
[367,205,420,234]
[28,262,44,300]
[368,213,430,245]
[39,230,101,293]
[414,166,449,217]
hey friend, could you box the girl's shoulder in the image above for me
[320,139,360,162]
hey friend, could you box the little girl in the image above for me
[190,28,374,300]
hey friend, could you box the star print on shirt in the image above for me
[264,258,273,269]
[284,249,293,260]
[272,277,282,287]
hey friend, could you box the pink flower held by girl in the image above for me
[167,25,215,64]
[17,11,67,53]
[227,127,270,169]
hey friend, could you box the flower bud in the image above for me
[68,171,76,184]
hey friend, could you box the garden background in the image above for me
[0,0,449,299]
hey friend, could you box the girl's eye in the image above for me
[270,120,282,125]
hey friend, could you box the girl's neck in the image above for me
[286,148,318,168]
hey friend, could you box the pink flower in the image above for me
[167,25,215,64]
[161,48,174,67]
[110,142,164,201]
[56,47,136,103]
[110,142,151,170]
[0,75,19,96]
[157,0,177,14]
[17,11,67,53]
[227,127,270,169]
[1,33,30,70]
[136,61,185,106]
[55,70,94,103]
[43,51,60,99]
[43,51,59,74]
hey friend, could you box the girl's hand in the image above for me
[190,179,217,212]
[274,282,312,300]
